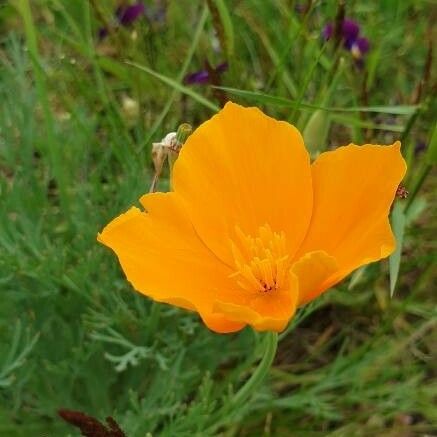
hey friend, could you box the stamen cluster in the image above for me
[230,225,289,292]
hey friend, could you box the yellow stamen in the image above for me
[229,225,290,292]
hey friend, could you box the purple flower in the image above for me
[342,19,360,41]
[184,62,228,85]
[116,3,146,26]
[98,2,152,40]
[350,37,370,59]
[322,23,333,40]
[184,70,209,85]
[322,17,369,60]
[323,19,360,42]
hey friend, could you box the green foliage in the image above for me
[0,0,435,435]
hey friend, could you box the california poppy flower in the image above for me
[98,103,406,333]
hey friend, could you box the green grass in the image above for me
[0,1,436,435]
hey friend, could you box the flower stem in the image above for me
[205,332,278,433]
[230,331,278,409]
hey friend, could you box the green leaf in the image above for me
[389,202,406,297]
[216,87,298,107]
[303,110,330,153]
[425,121,437,165]
[405,197,427,225]
[330,114,405,132]
[216,87,418,114]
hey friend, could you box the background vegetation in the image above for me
[0,0,435,435]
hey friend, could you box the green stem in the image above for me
[230,332,278,408]
[206,332,278,433]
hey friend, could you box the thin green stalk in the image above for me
[206,332,278,433]
[140,5,210,152]
[230,332,278,408]
[265,1,318,93]
[279,300,323,341]
[291,43,328,121]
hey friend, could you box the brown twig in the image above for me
[333,0,345,50]
[205,0,226,55]
[58,409,127,437]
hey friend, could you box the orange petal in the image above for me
[172,102,313,266]
[296,142,406,296]
[214,274,299,332]
[290,251,338,305]
[98,192,245,333]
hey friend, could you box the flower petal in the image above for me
[290,251,338,305]
[98,192,245,333]
[116,3,145,26]
[172,102,313,266]
[296,142,406,296]
[214,274,299,332]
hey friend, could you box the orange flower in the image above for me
[98,103,406,333]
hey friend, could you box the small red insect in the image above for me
[396,185,409,199]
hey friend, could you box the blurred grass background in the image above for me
[0,0,436,435]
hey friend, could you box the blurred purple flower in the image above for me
[415,141,427,155]
[322,19,359,42]
[184,62,228,85]
[116,3,146,26]
[342,19,360,41]
[98,27,109,40]
[98,2,167,40]
[322,17,369,60]
[350,37,370,58]
[322,23,333,40]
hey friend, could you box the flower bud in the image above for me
[150,132,176,192]
[302,110,330,154]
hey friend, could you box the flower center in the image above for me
[229,224,289,292]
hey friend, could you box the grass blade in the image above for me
[389,202,406,297]
[425,121,437,164]
[216,87,418,114]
